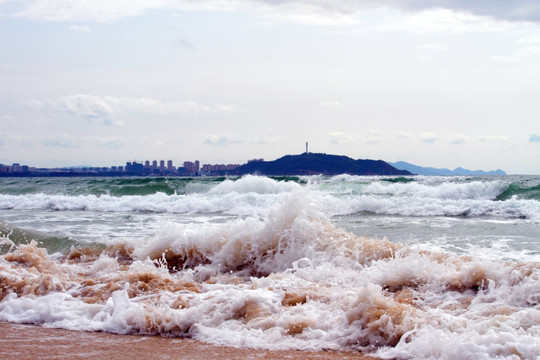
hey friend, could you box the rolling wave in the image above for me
[1,175,539,219]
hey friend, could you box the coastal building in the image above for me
[125,161,144,175]
[183,161,200,175]
[201,163,241,174]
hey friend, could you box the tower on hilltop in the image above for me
[305,142,309,154]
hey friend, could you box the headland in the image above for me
[235,153,411,176]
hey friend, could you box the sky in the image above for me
[0,1,539,174]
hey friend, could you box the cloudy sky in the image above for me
[1,0,539,174]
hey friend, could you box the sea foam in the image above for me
[1,175,539,220]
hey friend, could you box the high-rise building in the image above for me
[167,160,173,172]
[183,161,200,174]
[159,160,165,172]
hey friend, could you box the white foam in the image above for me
[2,176,538,221]
[361,180,506,200]
[209,175,302,195]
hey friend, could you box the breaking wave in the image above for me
[1,175,539,219]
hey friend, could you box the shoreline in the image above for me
[0,322,377,360]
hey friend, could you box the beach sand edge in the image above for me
[0,322,377,360]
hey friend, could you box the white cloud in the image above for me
[517,35,540,43]
[333,131,516,147]
[40,133,84,148]
[39,133,126,148]
[118,97,213,116]
[30,95,117,125]
[363,129,384,144]
[3,0,362,25]
[3,0,539,24]
[216,104,240,112]
[0,134,34,147]
[203,134,241,146]
[396,131,414,142]
[420,132,439,144]
[379,8,512,34]
[30,94,225,125]
[489,46,540,63]
[332,130,458,146]
[56,95,116,124]
[366,0,540,22]
[1,132,126,149]
[449,134,468,145]
[7,0,162,22]
[521,46,540,55]
[329,131,355,144]
[93,137,127,149]
[253,2,360,26]
[70,25,92,32]
[488,55,522,63]
[320,101,345,108]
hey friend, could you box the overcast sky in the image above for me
[1,0,539,174]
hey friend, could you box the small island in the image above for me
[235,153,412,176]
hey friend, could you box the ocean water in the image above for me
[0,175,539,359]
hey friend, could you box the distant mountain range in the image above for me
[235,153,411,176]
[390,161,506,176]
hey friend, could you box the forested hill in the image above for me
[235,153,412,176]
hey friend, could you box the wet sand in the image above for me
[0,323,376,360]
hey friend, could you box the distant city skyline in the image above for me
[0,158,242,176]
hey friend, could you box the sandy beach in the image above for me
[0,323,376,360]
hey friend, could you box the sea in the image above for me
[0,174,539,359]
